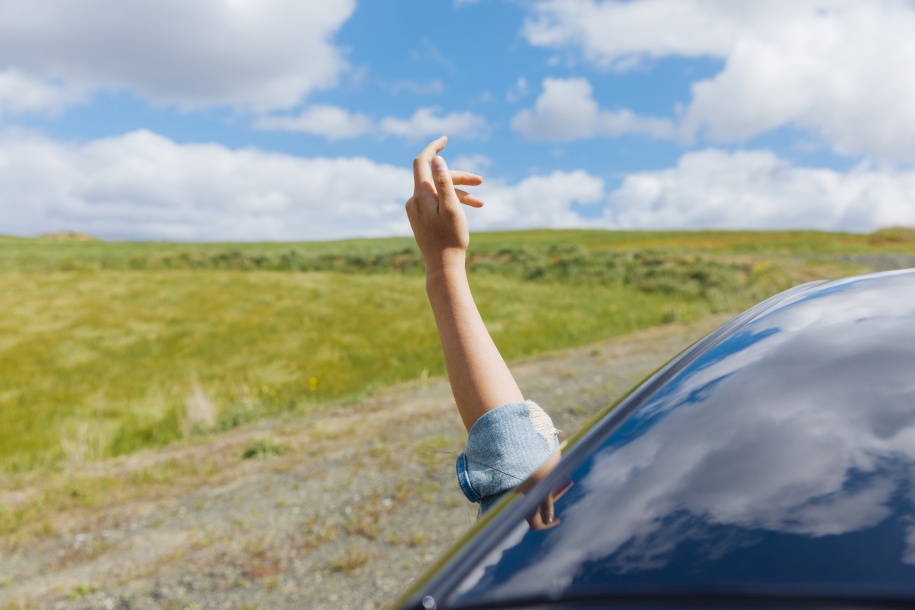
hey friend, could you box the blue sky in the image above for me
[2,0,914,240]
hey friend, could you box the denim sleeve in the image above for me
[455,400,560,515]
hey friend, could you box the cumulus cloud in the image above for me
[0,0,355,112]
[452,154,494,175]
[603,149,915,232]
[506,77,529,103]
[522,0,915,161]
[0,129,413,241]
[471,170,606,231]
[253,105,373,141]
[254,105,490,142]
[511,77,677,141]
[0,69,86,117]
[477,147,915,233]
[378,107,490,141]
[385,79,445,96]
[523,0,751,67]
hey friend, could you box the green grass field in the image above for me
[1,228,912,473]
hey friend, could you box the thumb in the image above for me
[431,155,459,214]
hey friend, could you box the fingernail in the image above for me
[431,155,446,169]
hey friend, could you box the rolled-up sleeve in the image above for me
[455,400,559,515]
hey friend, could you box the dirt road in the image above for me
[1,314,731,610]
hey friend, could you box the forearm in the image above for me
[426,262,524,432]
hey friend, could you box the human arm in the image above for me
[405,136,524,432]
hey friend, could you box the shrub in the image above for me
[241,438,289,460]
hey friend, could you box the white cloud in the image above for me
[378,107,490,141]
[254,105,490,142]
[452,154,494,175]
[0,0,355,113]
[471,170,606,231]
[603,149,915,232]
[472,147,915,234]
[385,79,445,96]
[506,77,529,103]
[522,0,915,161]
[0,129,413,241]
[411,39,457,73]
[253,105,373,141]
[511,77,677,141]
[0,69,86,117]
[523,0,746,67]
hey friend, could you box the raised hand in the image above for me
[405,136,484,275]
[403,136,523,432]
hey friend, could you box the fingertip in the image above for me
[431,155,447,170]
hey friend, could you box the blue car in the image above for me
[392,268,915,610]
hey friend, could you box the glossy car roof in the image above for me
[396,269,915,609]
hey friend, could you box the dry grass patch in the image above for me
[328,545,370,573]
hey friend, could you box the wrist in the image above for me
[424,249,466,280]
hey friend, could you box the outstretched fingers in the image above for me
[413,136,448,189]
[450,171,483,186]
[411,137,484,213]
[431,155,460,214]
[454,189,484,208]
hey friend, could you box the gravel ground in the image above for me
[1,314,731,610]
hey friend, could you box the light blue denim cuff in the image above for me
[455,400,559,515]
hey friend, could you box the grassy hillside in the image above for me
[3,227,915,272]
[1,228,912,472]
